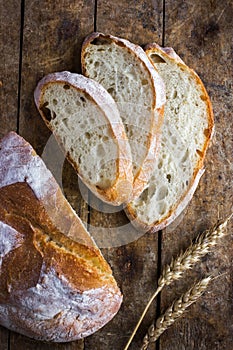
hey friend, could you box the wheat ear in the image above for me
[158,214,232,288]
[141,277,211,350]
[123,214,232,350]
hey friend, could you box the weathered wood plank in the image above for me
[87,196,160,349]
[0,0,21,137]
[96,0,163,44]
[85,1,164,349]
[10,333,82,350]
[158,1,233,349]
[0,325,8,350]
[0,0,21,346]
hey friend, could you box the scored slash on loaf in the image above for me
[0,132,122,342]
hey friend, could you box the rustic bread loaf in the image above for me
[34,71,133,206]
[126,43,214,232]
[81,32,166,198]
[0,132,122,342]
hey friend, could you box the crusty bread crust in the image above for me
[0,132,122,342]
[34,71,133,206]
[81,32,166,199]
[126,43,214,233]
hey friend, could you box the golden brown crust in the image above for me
[0,132,122,342]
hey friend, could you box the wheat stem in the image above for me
[122,286,163,350]
[123,214,232,350]
[141,277,211,350]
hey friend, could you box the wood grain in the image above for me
[96,0,163,44]
[0,0,21,137]
[0,326,8,350]
[9,333,83,350]
[159,1,233,349]
[0,0,21,346]
[87,200,160,349]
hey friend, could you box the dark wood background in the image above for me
[0,0,232,349]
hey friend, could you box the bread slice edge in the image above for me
[34,71,134,206]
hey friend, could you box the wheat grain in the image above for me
[141,277,211,350]
[123,214,232,350]
[158,215,231,289]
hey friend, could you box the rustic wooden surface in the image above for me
[0,1,232,350]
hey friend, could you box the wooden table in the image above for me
[1,1,232,349]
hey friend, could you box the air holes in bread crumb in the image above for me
[62,118,68,127]
[85,132,91,139]
[40,103,56,121]
[103,135,109,142]
[166,174,171,183]
[53,99,58,105]
[158,202,166,215]
[92,37,110,45]
[107,87,115,94]
[97,144,105,157]
[140,187,149,202]
[171,136,177,144]
[156,185,168,200]
[63,84,70,90]
[171,90,177,99]
[141,79,148,85]
[158,160,163,169]
[181,149,189,163]
[150,54,166,64]
[196,149,203,157]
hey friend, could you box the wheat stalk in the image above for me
[141,277,211,350]
[123,214,232,350]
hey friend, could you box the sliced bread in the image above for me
[81,32,166,198]
[126,43,214,232]
[34,71,133,206]
[0,132,122,342]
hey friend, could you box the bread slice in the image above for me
[81,32,166,198]
[126,43,214,232]
[34,71,133,206]
[0,132,122,342]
